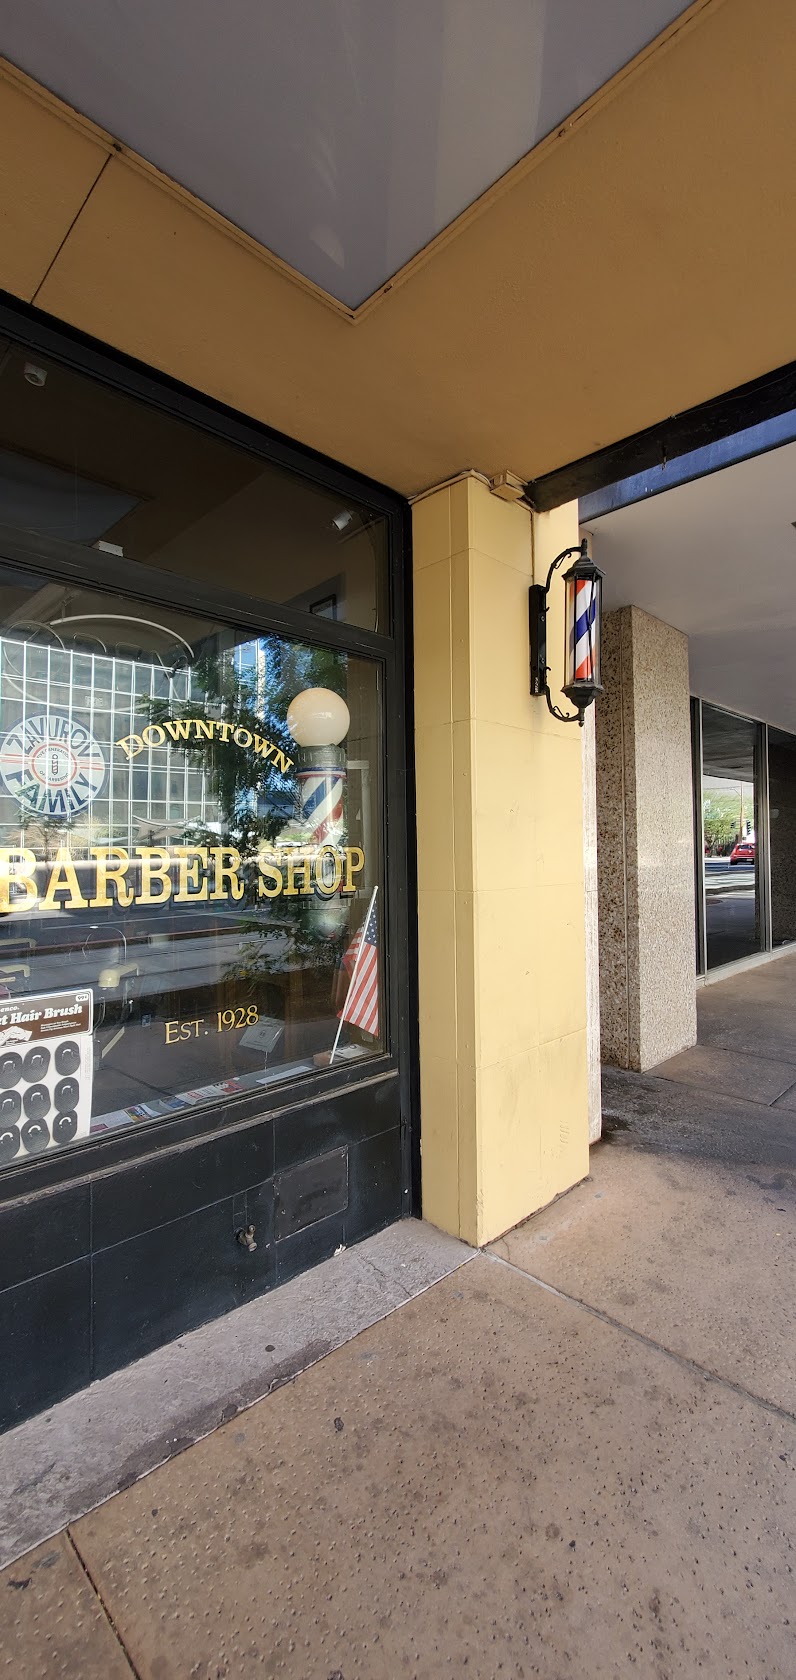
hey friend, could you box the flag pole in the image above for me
[329,884,378,1064]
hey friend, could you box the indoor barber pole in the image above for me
[286,687,351,934]
[296,747,346,847]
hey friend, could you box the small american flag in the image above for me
[339,890,379,1038]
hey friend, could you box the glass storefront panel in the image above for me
[768,725,796,948]
[0,303,410,1428]
[0,566,384,1165]
[0,338,388,632]
[701,703,761,969]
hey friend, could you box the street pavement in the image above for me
[2,957,795,1678]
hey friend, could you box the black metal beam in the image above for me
[525,357,796,513]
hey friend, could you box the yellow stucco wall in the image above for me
[413,480,589,1246]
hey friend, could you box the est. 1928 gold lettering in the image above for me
[0,845,367,913]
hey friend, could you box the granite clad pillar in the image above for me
[582,706,602,1141]
[596,604,697,1071]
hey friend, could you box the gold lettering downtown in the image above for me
[117,718,294,774]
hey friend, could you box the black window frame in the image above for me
[0,293,419,1212]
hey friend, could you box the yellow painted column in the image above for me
[412,476,589,1246]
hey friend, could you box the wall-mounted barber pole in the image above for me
[563,549,602,710]
[529,539,603,726]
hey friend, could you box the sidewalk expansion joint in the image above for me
[486,1250,796,1427]
[64,1526,142,1679]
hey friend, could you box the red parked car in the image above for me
[729,839,755,865]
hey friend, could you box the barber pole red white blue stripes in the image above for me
[297,758,346,845]
[572,578,596,683]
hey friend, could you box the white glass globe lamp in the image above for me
[286,688,350,748]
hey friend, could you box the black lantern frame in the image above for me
[529,539,603,726]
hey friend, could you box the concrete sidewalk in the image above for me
[2,958,795,1678]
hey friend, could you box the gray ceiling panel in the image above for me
[0,0,692,306]
[590,440,796,733]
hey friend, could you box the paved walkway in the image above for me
[3,958,795,1678]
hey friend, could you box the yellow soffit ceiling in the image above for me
[1,0,795,498]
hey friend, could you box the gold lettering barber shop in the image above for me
[0,845,367,912]
[257,847,364,899]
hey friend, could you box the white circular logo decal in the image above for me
[0,715,106,818]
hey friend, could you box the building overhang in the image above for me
[1,0,794,498]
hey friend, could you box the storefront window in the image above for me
[0,337,388,633]
[700,703,762,969]
[0,567,384,1164]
